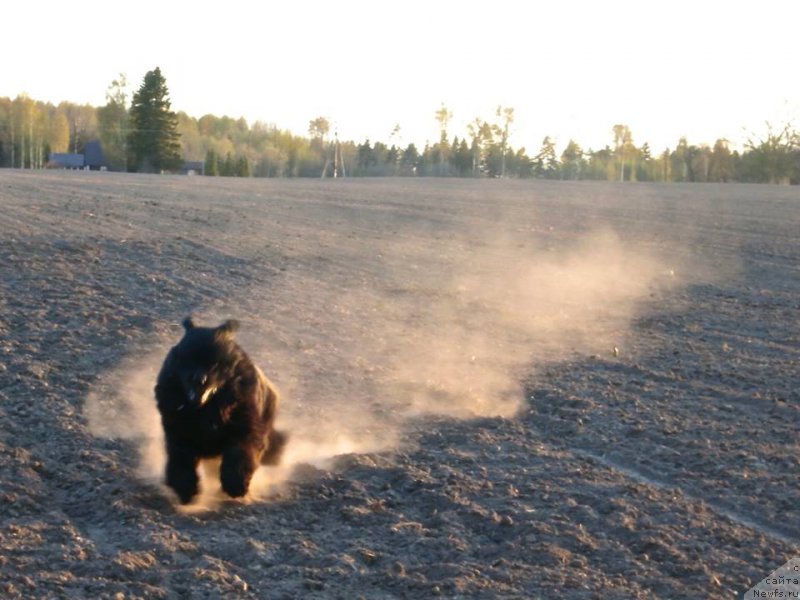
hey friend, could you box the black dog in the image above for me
[154,318,287,504]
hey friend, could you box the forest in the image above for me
[1,72,799,184]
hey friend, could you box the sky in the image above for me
[4,0,799,153]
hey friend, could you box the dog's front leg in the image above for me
[220,442,260,498]
[165,442,200,504]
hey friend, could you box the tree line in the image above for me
[1,70,798,184]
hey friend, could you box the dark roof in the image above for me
[49,153,84,168]
[83,140,105,167]
[183,161,205,172]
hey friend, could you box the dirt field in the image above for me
[0,171,797,599]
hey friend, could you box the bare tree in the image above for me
[308,116,330,141]
[496,106,514,177]
[612,124,632,181]
[435,103,452,174]
[744,122,798,184]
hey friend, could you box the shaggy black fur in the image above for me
[154,317,287,504]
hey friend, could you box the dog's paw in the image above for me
[220,472,249,498]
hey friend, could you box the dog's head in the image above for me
[170,317,241,408]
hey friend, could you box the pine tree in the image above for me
[127,67,182,172]
[236,155,250,177]
[221,153,234,176]
[204,149,218,176]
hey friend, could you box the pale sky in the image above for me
[4,0,799,153]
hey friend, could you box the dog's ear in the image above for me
[216,319,240,339]
[182,317,195,331]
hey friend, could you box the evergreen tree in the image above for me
[511,147,534,178]
[204,149,218,176]
[127,67,182,172]
[533,136,559,178]
[236,155,251,177]
[357,139,374,170]
[401,143,419,175]
[221,153,235,176]
[560,140,584,180]
[708,139,734,182]
[450,137,472,176]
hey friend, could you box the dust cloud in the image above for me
[85,225,678,507]
[378,228,673,418]
[84,349,169,486]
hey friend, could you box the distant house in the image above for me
[83,140,107,170]
[48,153,85,169]
[47,140,107,171]
[182,161,205,176]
